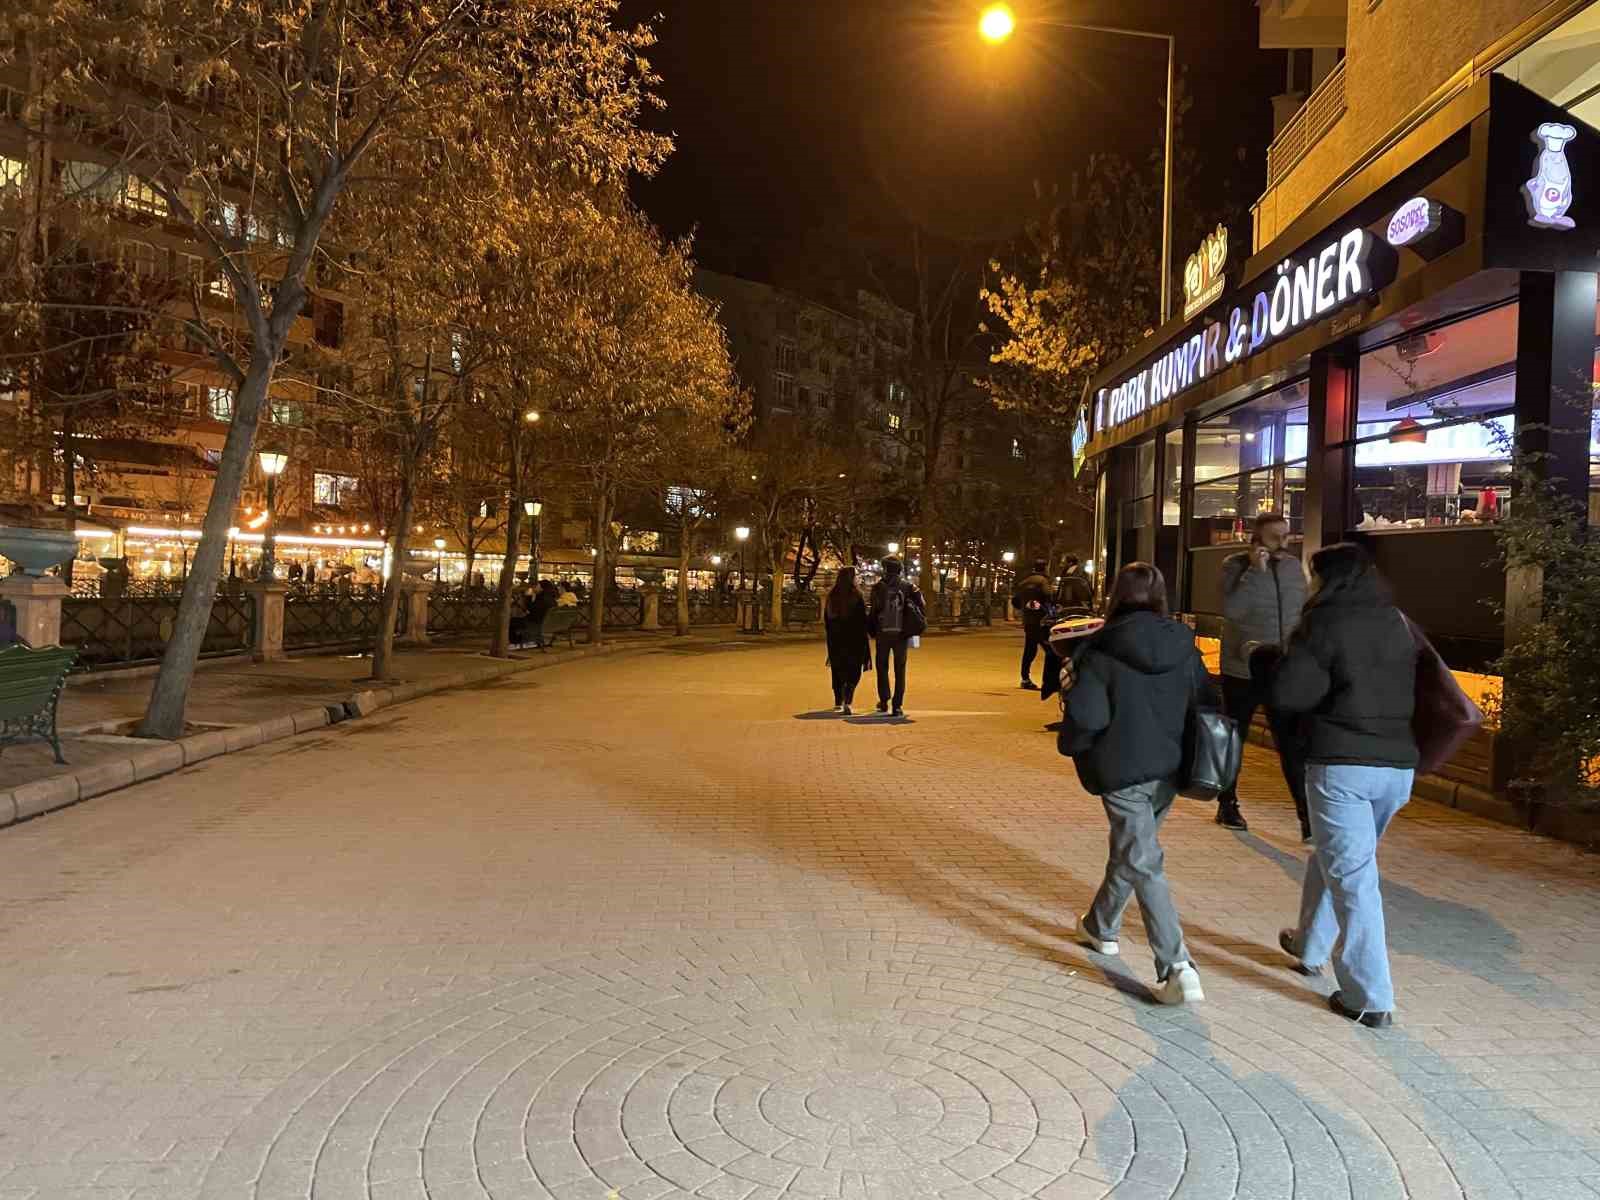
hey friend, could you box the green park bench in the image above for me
[533,606,584,650]
[0,643,78,765]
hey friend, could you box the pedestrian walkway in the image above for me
[0,630,1594,1200]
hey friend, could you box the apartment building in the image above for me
[1083,0,1600,670]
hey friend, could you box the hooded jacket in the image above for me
[1062,610,1215,795]
[1012,572,1053,630]
[1268,573,1419,768]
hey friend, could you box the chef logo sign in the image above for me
[1182,224,1229,321]
[1096,228,1397,436]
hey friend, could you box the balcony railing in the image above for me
[1266,58,1347,191]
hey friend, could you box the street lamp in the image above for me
[734,526,750,591]
[433,535,446,583]
[979,6,1176,325]
[887,541,900,557]
[256,451,287,582]
[523,499,542,582]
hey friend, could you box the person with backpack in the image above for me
[1260,543,1418,1029]
[823,567,871,714]
[1056,555,1094,612]
[867,557,925,717]
[1060,562,1215,1006]
[1011,559,1055,690]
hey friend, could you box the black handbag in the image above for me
[1179,670,1243,801]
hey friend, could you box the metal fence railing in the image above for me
[426,592,499,641]
[782,594,821,628]
[602,595,642,630]
[60,590,254,670]
[688,598,739,626]
[1265,58,1346,190]
[284,589,386,652]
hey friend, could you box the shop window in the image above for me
[1186,378,1310,548]
[1347,304,1518,530]
[1161,428,1184,526]
[0,155,24,197]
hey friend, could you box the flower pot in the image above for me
[0,526,79,577]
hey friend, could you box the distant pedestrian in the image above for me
[866,557,925,718]
[1055,555,1094,612]
[823,567,870,715]
[556,581,579,608]
[1061,562,1214,1006]
[1217,512,1311,835]
[1011,559,1055,690]
[1264,543,1417,1029]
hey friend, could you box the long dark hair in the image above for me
[826,567,859,618]
[1106,562,1169,620]
[1306,542,1390,608]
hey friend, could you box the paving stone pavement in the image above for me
[0,630,1596,1200]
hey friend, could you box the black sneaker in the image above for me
[892,707,904,718]
[1278,928,1324,977]
[1329,991,1393,1028]
[1020,679,1039,691]
[1216,801,1249,831]
[876,701,889,714]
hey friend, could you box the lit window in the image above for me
[119,174,166,216]
[61,160,118,202]
[122,241,160,277]
[0,155,24,195]
[269,398,303,426]
[206,386,234,422]
[450,331,465,373]
[888,413,902,431]
[774,373,796,408]
[1011,438,1024,460]
[313,472,359,506]
[206,264,233,299]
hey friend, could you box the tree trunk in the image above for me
[589,483,610,645]
[138,356,271,738]
[769,538,784,628]
[370,478,415,683]
[489,501,522,657]
[676,514,692,636]
[919,483,939,596]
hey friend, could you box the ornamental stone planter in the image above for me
[0,526,78,577]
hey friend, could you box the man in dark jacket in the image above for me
[866,557,924,717]
[1056,556,1094,611]
[1217,512,1310,836]
[1011,559,1054,690]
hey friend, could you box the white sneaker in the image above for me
[1074,914,1119,956]
[1158,963,1205,1005]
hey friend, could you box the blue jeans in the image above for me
[1296,763,1414,1012]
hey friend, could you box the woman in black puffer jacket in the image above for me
[1260,542,1417,1029]
[1062,562,1216,1006]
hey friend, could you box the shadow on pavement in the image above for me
[792,711,845,721]
[1239,832,1569,1004]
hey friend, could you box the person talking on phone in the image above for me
[1217,512,1311,839]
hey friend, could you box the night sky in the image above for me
[620,0,1284,285]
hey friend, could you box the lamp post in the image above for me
[735,526,750,591]
[887,541,900,558]
[433,536,446,583]
[523,499,542,583]
[980,5,1177,325]
[256,451,287,582]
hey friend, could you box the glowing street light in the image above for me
[979,4,1016,44]
[256,450,288,582]
[887,541,900,556]
[977,8,1176,324]
[1002,551,1016,565]
[433,535,446,582]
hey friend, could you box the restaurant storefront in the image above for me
[1085,74,1600,670]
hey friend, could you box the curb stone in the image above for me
[0,636,648,831]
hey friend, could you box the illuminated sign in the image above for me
[1071,409,1090,477]
[1182,224,1229,320]
[1525,122,1577,230]
[1096,228,1397,436]
[1386,197,1443,246]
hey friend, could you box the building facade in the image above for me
[1085,0,1600,672]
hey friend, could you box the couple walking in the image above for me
[823,558,925,717]
[1062,542,1419,1026]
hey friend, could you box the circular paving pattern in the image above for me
[203,932,1456,1200]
